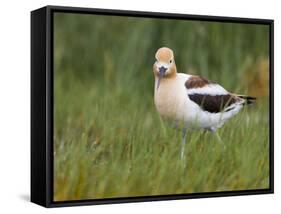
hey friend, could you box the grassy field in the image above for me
[53,13,270,201]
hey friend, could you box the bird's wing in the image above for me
[185,75,242,113]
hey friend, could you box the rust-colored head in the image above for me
[153,47,177,89]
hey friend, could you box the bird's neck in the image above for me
[154,71,178,95]
[155,68,177,80]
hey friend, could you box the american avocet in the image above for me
[153,47,256,159]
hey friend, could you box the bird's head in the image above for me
[153,47,177,89]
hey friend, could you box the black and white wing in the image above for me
[185,75,243,113]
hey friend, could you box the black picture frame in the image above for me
[31,5,274,208]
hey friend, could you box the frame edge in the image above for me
[31,5,274,208]
[31,6,49,207]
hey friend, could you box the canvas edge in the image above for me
[31,6,49,207]
[47,5,273,24]
[48,189,273,208]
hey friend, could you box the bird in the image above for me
[153,47,256,159]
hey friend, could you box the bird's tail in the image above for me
[237,95,257,105]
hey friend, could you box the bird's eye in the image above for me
[169,59,172,63]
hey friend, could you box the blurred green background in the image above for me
[53,12,270,201]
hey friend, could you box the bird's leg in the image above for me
[208,127,222,143]
[180,129,187,159]
[214,132,222,143]
[211,130,225,150]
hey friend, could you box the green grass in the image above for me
[53,13,270,201]
[54,74,269,201]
